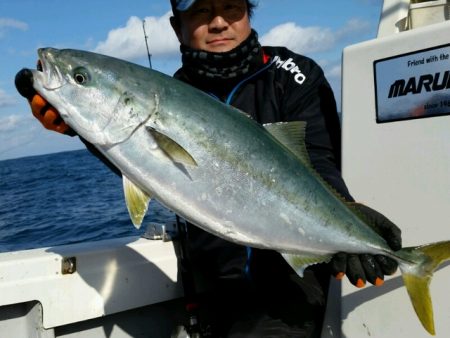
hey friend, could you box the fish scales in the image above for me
[114,74,384,255]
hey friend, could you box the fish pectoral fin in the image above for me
[263,121,311,166]
[281,252,333,277]
[147,127,197,167]
[123,175,152,229]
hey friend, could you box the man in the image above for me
[17,0,401,336]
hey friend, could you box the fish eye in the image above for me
[73,67,90,85]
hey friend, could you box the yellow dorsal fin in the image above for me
[264,121,350,204]
[263,121,311,166]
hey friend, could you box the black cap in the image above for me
[170,0,197,12]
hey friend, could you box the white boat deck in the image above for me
[0,236,184,337]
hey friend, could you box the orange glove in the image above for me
[330,203,401,288]
[29,94,75,135]
[15,68,74,135]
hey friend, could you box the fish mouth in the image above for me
[35,48,65,91]
[15,48,64,99]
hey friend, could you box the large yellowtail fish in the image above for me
[16,48,450,335]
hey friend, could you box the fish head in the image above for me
[31,48,152,146]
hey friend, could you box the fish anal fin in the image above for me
[281,252,332,278]
[123,175,152,229]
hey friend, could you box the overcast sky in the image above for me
[0,0,383,160]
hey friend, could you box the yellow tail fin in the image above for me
[399,241,450,335]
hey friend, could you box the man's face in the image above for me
[171,0,251,53]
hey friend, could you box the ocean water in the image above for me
[0,149,175,253]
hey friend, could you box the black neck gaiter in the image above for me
[180,29,263,90]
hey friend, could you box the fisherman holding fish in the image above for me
[17,0,404,336]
